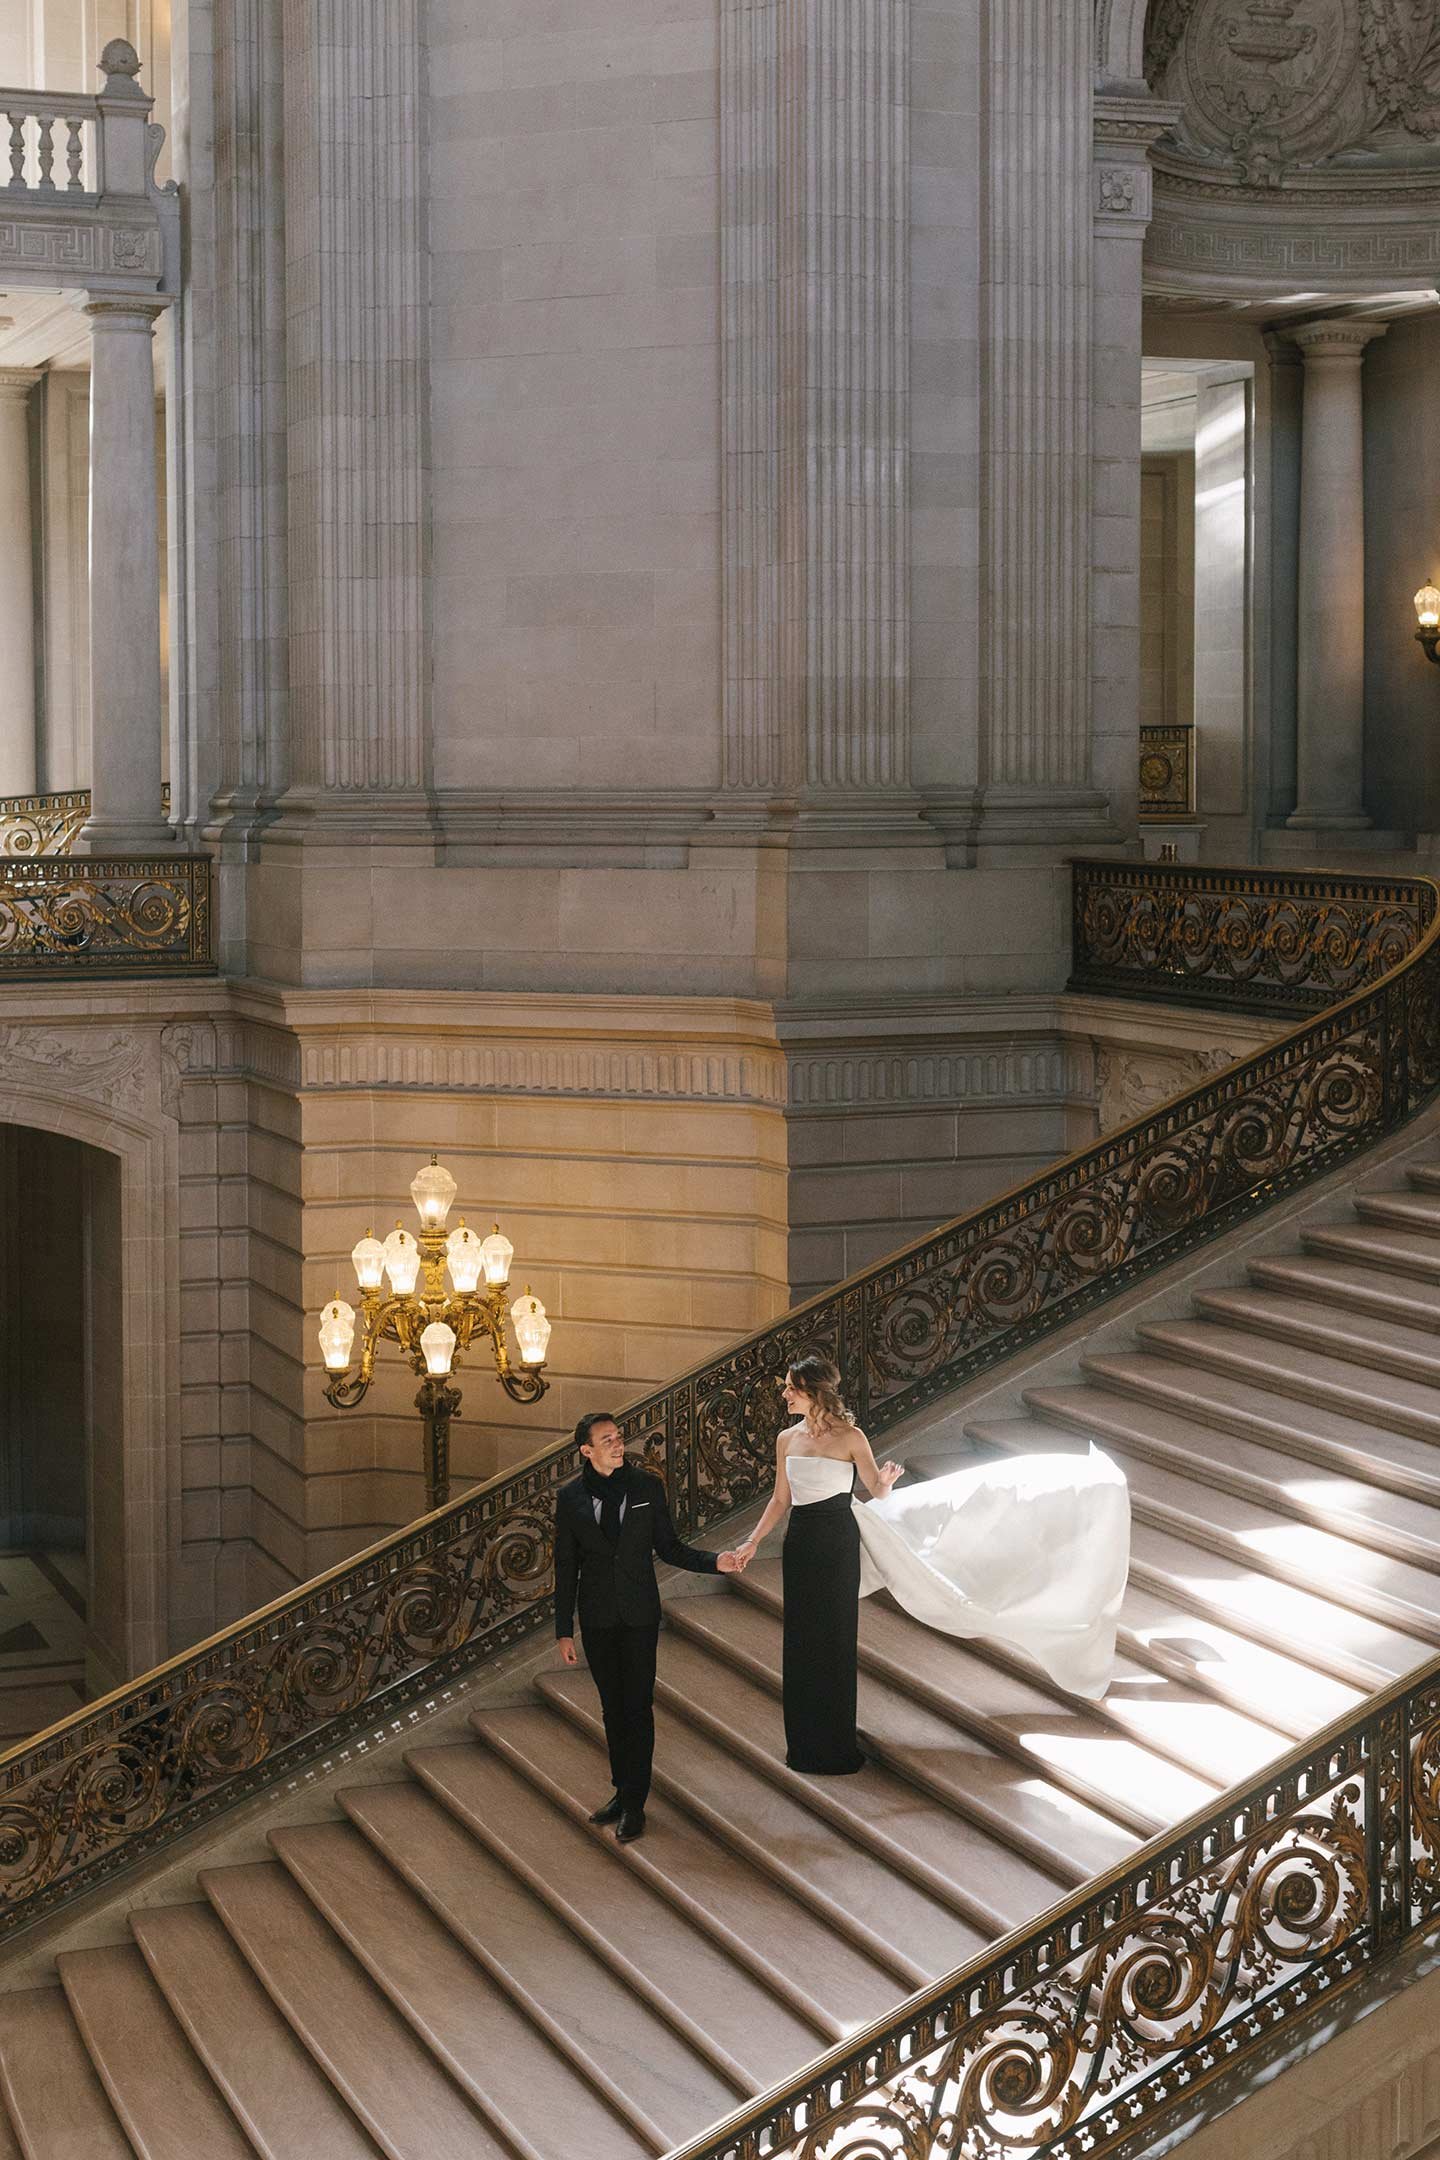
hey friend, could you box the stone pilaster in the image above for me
[281,0,426,805]
[721,0,910,809]
[1287,318,1387,832]
[0,371,41,798]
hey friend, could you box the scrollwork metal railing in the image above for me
[1,859,1439,2160]
[0,853,213,978]
[1071,858,1436,1018]
[0,789,90,857]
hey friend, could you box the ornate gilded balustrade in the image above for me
[0,854,212,978]
[2,862,1439,2160]
[1072,858,1436,1018]
[0,789,90,857]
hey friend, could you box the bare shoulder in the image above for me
[776,1420,805,1453]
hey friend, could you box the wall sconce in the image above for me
[1416,580,1440,666]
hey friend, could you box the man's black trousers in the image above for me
[581,1621,660,1811]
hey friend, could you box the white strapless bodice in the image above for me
[786,1454,855,1506]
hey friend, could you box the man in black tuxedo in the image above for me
[555,1410,744,1843]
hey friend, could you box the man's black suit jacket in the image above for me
[554,1460,718,1637]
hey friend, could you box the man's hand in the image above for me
[717,1548,748,1573]
[557,1636,579,1666]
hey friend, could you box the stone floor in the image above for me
[0,1550,87,1743]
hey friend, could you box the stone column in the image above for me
[0,371,41,798]
[78,295,174,852]
[720,0,910,808]
[1287,318,1387,832]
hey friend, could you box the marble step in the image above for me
[1190,1287,1440,1395]
[975,1416,1440,1684]
[1078,1353,1440,1512]
[1354,1190,1440,1236]
[1032,1378,1440,1570]
[1134,1319,1440,1453]
[1301,1220,1440,1281]
[343,1771,764,2125]
[0,1987,132,2158]
[973,1415,1440,1659]
[732,1558,1289,1793]
[0,2100,19,2160]
[648,1622,1140,1890]
[201,1861,510,2160]
[132,1900,382,2160]
[270,1822,653,2160]
[533,1669,984,1984]
[461,1699,914,2010]
[1113,1580,1363,1740]
[1408,1164,1440,1194]
[59,1942,255,2159]
[688,1575,1220,1836]
[1248,1251,1440,1329]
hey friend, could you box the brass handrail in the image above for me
[1,858,1437,2064]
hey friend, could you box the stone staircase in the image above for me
[7,1162,1440,2157]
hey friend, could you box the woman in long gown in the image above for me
[732,1357,902,1774]
[732,1359,1131,1772]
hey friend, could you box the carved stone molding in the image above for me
[0,1024,154,1113]
[298,1036,788,1108]
[787,1041,1091,1114]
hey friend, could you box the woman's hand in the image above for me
[877,1461,902,1495]
[731,1539,759,1567]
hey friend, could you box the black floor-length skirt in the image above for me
[782,1493,865,1775]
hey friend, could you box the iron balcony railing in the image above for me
[1,860,1438,2160]
[0,784,170,859]
[0,853,213,979]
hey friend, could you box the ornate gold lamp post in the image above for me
[317,1157,552,1513]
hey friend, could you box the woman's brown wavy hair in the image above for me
[787,1355,856,1429]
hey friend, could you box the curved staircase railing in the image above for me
[2,860,1439,2153]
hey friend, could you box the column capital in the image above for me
[72,291,171,329]
[0,369,42,403]
[1289,318,1389,362]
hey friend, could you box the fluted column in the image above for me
[282,0,426,803]
[980,0,1105,836]
[78,297,173,852]
[0,371,41,798]
[1287,319,1387,832]
[721,0,909,804]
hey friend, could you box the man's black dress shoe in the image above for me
[588,1794,624,1826]
[616,1809,646,1844]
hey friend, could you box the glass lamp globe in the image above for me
[351,1229,386,1291]
[420,1319,457,1377]
[318,1298,356,1372]
[1417,581,1440,631]
[446,1220,485,1294]
[410,1156,458,1231]
[481,1224,514,1286]
[382,1223,421,1296]
[512,1288,551,1367]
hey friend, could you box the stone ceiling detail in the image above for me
[1139,0,1440,294]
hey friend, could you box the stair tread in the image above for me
[1136,1318,1440,1435]
[684,1577,1219,1836]
[59,1942,254,2160]
[133,1901,381,2160]
[0,1988,132,2158]
[1035,1379,1440,1556]
[652,1621,1143,1886]
[735,1558,1288,1793]
[1249,1252,1440,1322]
[1357,1190,1440,1232]
[201,1860,511,2160]
[973,1412,1440,1646]
[1302,1222,1440,1278]
[0,2100,19,2160]
[342,1769,761,2129]
[454,1702,904,2023]
[1078,1354,1440,1503]
[532,1670,988,1983]
[1116,1580,1364,1736]
[1192,1286,1440,1382]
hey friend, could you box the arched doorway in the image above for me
[0,1125,124,1737]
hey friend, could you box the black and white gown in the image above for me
[780,1446,1131,1774]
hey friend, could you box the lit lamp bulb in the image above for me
[481,1224,514,1287]
[446,1219,484,1295]
[351,1228,386,1292]
[511,1287,551,1368]
[420,1320,457,1377]
[318,1298,356,1373]
[1417,581,1440,631]
[410,1155,458,1232]
[383,1223,421,1295]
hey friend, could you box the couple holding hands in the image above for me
[554,1356,1130,1846]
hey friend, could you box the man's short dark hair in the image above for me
[575,1410,621,1452]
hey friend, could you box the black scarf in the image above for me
[582,1458,627,1545]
